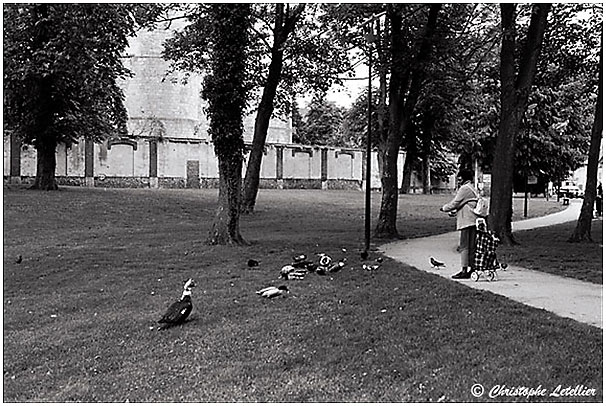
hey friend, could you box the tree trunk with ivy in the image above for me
[490,3,550,245]
[569,45,602,243]
[205,4,251,245]
[211,156,246,245]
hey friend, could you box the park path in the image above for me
[381,201,602,329]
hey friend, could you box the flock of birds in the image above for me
[157,251,383,330]
[14,249,493,332]
[14,251,440,331]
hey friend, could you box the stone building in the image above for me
[4,22,454,193]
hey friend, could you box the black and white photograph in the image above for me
[3,2,603,402]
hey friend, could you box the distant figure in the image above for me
[596,183,603,217]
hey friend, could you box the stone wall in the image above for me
[3,135,456,192]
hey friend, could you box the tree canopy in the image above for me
[3,4,140,189]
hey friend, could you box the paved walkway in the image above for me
[381,201,603,329]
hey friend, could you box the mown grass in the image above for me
[3,187,602,402]
[501,220,603,284]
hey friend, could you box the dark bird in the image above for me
[15,255,22,264]
[158,278,196,329]
[430,257,445,268]
[256,285,288,299]
[247,259,259,267]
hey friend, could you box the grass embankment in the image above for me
[3,188,602,402]
[501,219,603,284]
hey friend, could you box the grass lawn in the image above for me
[501,220,603,284]
[3,187,602,402]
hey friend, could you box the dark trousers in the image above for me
[459,226,476,269]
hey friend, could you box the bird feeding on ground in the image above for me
[328,259,346,273]
[430,257,445,268]
[280,265,306,280]
[158,278,196,329]
[318,254,332,267]
[256,285,289,299]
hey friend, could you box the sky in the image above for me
[298,55,371,109]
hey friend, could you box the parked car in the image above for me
[558,182,584,198]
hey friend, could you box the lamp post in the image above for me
[359,12,385,256]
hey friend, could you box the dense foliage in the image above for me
[3,4,140,189]
[293,95,346,146]
[3,4,135,147]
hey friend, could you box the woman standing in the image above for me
[440,169,479,279]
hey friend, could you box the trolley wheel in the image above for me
[471,271,480,282]
[487,271,496,282]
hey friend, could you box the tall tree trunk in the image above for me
[375,5,406,239]
[374,21,389,194]
[421,115,434,194]
[241,52,283,214]
[569,45,602,242]
[399,4,440,195]
[422,154,431,194]
[375,4,441,238]
[241,4,304,214]
[31,102,58,190]
[29,4,58,191]
[32,138,58,190]
[490,3,550,245]
[376,137,401,238]
[400,120,415,194]
[400,150,414,194]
